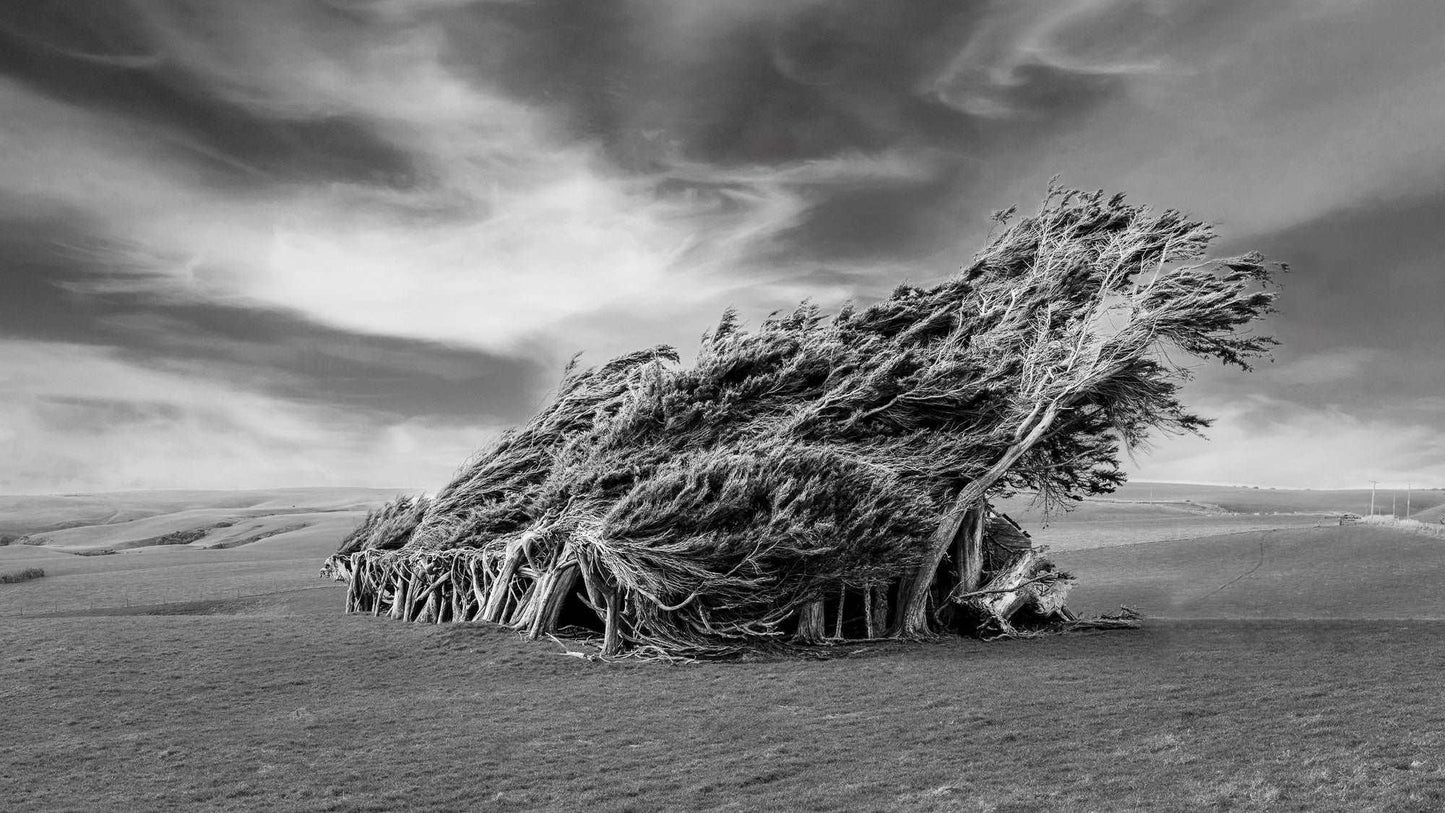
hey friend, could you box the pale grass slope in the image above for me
[993,481,1445,551]
[0,488,405,615]
[0,487,410,552]
[1059,524,1445,620]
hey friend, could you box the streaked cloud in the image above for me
[1130,394,1445,490]
[2,0,1443,491]
[0,341,496,493]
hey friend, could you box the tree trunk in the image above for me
[389,571,411,620]
[960,549,1043,626]
[601,590,623,656]
[892,399,1063,637]
[890,501,971,636]
[481,539,525,622]
[953,502,987,597]
[527,558,579,639]
[370,566,385,616]
[793,599,825,643]
[344,568,358,614]
[870,585,889,638]
[468,557,489,621]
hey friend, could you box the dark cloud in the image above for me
[1181,188,1445,428]
[440,0,1113,263]
[1250,188,1445,356]
[0,1,417,188]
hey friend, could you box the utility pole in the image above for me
[1406,483,1412,518]
[1370,481,1378,516]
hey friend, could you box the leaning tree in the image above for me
[324,186,1282,656]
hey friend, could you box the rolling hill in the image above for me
[0,487,411,551]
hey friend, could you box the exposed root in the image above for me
[979,606,1144,640]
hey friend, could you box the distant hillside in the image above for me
[0,488,417,615]
[1057,524,1445,620]
[991,481,1445,551]
[1057,481,1445,516]
[0,488,412,551]
[1412,503,1445,524]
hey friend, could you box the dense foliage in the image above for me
[335,185,1282,648]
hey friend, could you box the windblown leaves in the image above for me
[337,185,1282,648]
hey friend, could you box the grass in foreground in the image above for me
[6,499,1445,810]
[4,591,1445,812]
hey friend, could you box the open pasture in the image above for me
[991,482,1442,552]
[5,604,1445,811]
[999,499,1335,552]
[1058,524,1445,620]
[1412,503,1445,524]
[5,486,1445,811]
[1061,482,1445,517]
[0,517,371,617]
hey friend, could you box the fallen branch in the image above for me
[946,572,1066,603]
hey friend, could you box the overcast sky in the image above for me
[2,0,1443,494]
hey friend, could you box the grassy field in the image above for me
[992,490,1328,553]
[5,483,1445,811]
[0,511,362,616]
[5,605,1445,811]
[1057,524,1445,619]
[1413,503,1445,524]
[1052,482,1445,516]
[993,482,1445,551]
[0,487,408,550]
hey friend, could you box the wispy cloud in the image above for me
[925,0,1445,234]
[0,3,860,354]
[2,0,1444,491]
[927,0,1173,119]
[0,341,494,493]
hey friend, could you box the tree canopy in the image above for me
[331,185,1283,653]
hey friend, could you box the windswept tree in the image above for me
[326,186,1282,656]
[883,188,1280,634]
